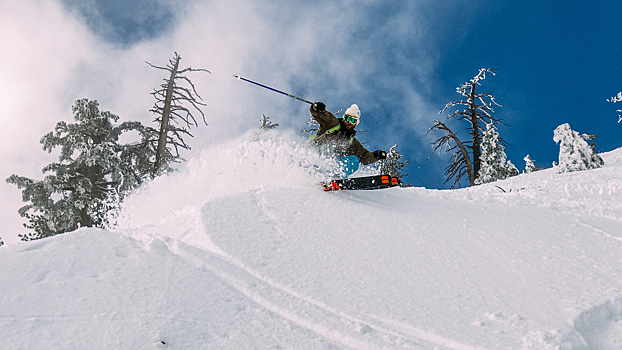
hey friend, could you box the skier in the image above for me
[309,102,387,177]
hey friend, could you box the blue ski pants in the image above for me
[339,155,359,178]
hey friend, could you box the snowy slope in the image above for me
[1,130,622,350]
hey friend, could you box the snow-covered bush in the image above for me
[475,123,518,184]
[379,144,409,182]
[553,123,604,173]
[607,92,622,123]
[260,114,279,129]
[523,155,542,173]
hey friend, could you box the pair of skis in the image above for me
[321,174,401,191]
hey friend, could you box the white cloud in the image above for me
[0,0,95,146]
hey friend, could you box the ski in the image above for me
[321,174,401,191]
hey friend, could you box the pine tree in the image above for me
[475,123,517,185]
[116,121,159,180]
[146,52,210,175]
[506,161,520,178]
[260,114,279,129]
[6,99,146,240]
[379,144,409,181]
[523,155,542,173]
[553,123,604,173]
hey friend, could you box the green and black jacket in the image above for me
[309,105,379,165]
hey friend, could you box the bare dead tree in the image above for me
[439,68,506,179]
[424,120,474,188]
[146,52,210,175]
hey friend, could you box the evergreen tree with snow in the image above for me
[379,144,409,181]
[553,123,604,174]
[260,114,279,129]
[506,160,519,178]
[6,99,147,240]
[523,154,542,173]
[475,123,517,185]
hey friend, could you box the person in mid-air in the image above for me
[309,102,386,177]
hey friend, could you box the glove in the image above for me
[373,150,387,160]
[313,102,326,112]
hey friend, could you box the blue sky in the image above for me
[1,0,622,241]
[425,0,622,184]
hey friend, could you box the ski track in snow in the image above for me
[151,193,484,350]
[246,188,486,350]
[150,182,622,350]
[573,217,622,243]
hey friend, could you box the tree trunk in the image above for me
[80,133,105,228]
[79,206,92,227]
[446,125,475,187]
[154,55,181,174]
[469,86,481,178]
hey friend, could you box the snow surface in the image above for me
[1,129,622,350]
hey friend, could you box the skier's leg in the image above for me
[338,155,360,178]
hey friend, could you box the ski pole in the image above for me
[233,75,313,105]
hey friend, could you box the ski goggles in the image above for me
[344,114,360,125]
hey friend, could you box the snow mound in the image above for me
[446,148,622,225]
[118,129,340,228]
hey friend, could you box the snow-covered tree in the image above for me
[147,52,210,175]
[116,121,160,179]
[553,123,604,173]
[506,161,520,178]
[6,99,147,241]
[428,68,508,188]
[523,154,542,173]
[607,92,622,123]
[475,123,518,184]
[379,144,409,182]
[260,114,279,129]
[440,69,505,176]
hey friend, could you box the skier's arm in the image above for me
[350,138,381,165]
[310,103,338,129]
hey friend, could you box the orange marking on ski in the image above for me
[322,181,341,191]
